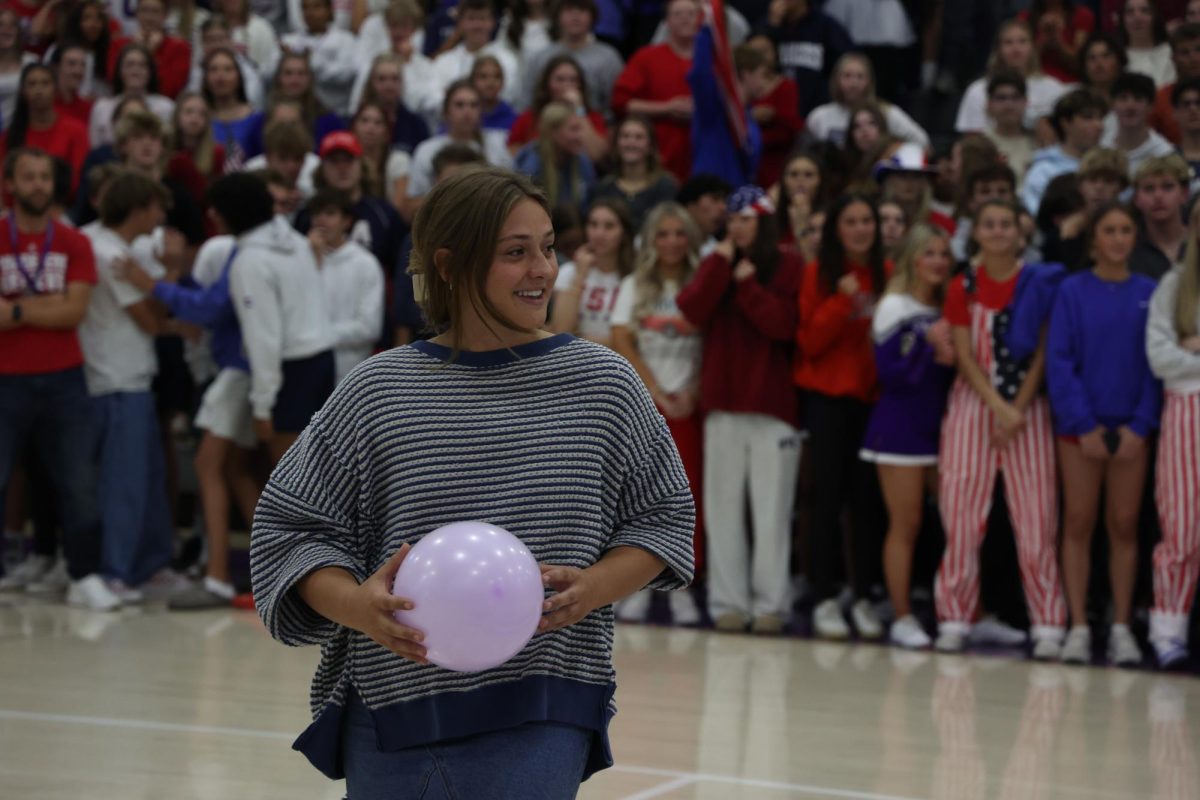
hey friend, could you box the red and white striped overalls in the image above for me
[1154,391,1200,630]
[935,271,1066,629]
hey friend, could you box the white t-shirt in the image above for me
[955,74,1066,133]
[405,131,513,197]
[1127,44,1177,88]
[78,225,165,396]
[555,263,622,341]
[609,274,701,395]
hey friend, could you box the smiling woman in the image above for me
[249,166,695,799]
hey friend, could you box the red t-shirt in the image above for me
[944,265,1020,326]
[55,95,95,126]
[0,218,97,375]
[0,115,91,197]
[507,109,608,149]
[612,44,693,182]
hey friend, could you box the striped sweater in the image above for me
[251,333,695,780]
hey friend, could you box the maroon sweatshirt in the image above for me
[676,249,804,428]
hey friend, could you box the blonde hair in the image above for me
[1133,152,1191,189]
[362,54,405,110]
[534,102,583,208]
[172,91,216,175]
[631,202,701,322]
[408,166,551,351]
[115,109,170,154]
[987,19,1043,78]
[887,223,948,304]
[1178,236,1200,338]
[1079,147,1130,186]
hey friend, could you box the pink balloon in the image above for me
[391,521,544,672]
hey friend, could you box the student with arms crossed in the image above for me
[0,148,114,611]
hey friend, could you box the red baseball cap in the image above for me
[319,131,363,159]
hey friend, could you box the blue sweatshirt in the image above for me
[688,26,762,186]
[1046,270,1161,437]
[152,243,249,372]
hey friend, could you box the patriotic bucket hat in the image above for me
[728,185,776,217]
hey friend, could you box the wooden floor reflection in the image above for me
[0,597,1196,799]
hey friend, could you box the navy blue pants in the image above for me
[0,368,101,579]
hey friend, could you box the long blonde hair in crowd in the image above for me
[887,223,948,305]
[631,202,702,322]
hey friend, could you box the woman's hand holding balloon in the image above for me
[326,544,429,664]
[538,564,601,633]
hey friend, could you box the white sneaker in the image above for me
[813,599,850,640]
[1060,626,1091,664]
[935,621,969,653]
[26,558,70,594]
[1107,624,1142,668]
[667,590,701,626]
[890,614,932,649]
[970,615,1028,646]
[0,553,52,591]
[1032,628,1065,662]
[105,579,144,604]
[615,589,651,623]
[66,575,122,612]
[851,599,884,640]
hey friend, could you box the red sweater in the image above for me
[612,44,692,182]
[793,258,891,402]
[676,250,804,428]
[752,77,803,189]
[109,35,192,99]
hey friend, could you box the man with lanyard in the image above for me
[0,147,119,611]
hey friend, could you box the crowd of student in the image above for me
[0,0,1198,674]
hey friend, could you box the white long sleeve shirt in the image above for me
[431,43,522,109]
[319,240,384,383]
[806,101,930,149]
[1147,267,1200,395]
[280,28,360,115]
[230,217,333,420]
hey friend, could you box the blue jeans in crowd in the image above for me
[0,368,101,579]
[341,692,591,800]
[93,391,173,586]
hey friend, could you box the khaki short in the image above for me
[194,368,255,449]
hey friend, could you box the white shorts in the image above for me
[194,368,255,449]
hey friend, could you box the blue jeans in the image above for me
[0,368,101,579]
[341,693,591,800]
[93,391,173,585]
